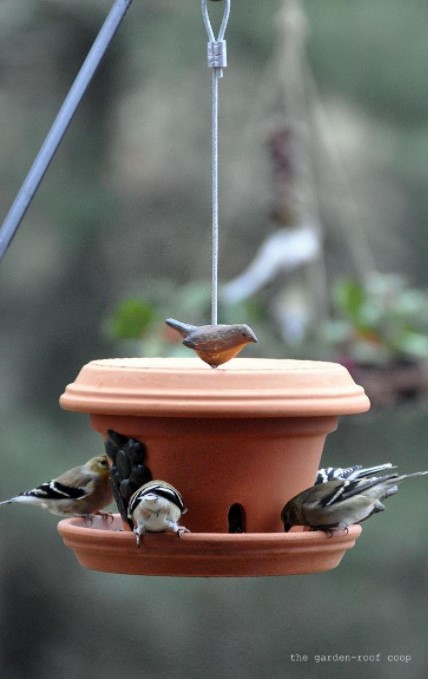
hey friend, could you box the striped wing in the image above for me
[20,479,88,501]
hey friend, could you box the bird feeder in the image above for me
[58,357,368,576]
[0,0,370,576]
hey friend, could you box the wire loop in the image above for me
[202,0,230,76]
[201,0,230,42]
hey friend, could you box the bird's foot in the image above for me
[176,526,190,538]
[320,526,348,538]
[317,527,334,538]
[97,511,114,523]
[134,528,144,548]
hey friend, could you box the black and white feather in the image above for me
[282,470,428,534]
[104,430,152,528]
[127,480,188,546]
[315,463,395,485]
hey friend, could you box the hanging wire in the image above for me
[0,0,133,264]
[201,0,231,325]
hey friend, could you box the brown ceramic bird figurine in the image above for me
[165,318,258,368]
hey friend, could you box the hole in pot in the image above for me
[228,503,245,533]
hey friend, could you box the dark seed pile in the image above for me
[104,430,152,527]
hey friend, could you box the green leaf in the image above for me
[107,299,156,340]
[333,280,366,320]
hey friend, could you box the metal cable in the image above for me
[201,0,231,325]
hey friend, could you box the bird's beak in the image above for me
[283,523,292,533]
[249,330,258,343]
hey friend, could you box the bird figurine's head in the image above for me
[229,324,258,345]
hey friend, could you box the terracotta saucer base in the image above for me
[58,514,362,577]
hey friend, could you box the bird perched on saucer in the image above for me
[0,455,113,519]
[127,480,188,546]
[281,470,428,534]
[165,318,258,368]
[315,462,395,485]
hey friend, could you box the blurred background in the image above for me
[1,0,428,677]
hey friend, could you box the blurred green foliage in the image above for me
[104,278,267,358]
[321,275,428,364]
[107,297,157,339]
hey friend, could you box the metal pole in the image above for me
[0,0,133,263]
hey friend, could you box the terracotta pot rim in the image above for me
[60,357,370,417]
[58,515,362,577]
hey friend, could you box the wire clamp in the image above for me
[207,40,227,73]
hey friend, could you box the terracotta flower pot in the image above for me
[58,357,369,576]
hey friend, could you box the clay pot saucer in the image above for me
[58,515,362,577]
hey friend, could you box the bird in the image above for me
[281,470,428,535]
[165,318,258,368]
[315,462,396,485]
[0,455,113,519]
[127,480,189,546]
[104,429,152,528]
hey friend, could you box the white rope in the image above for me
[201,0,231,325]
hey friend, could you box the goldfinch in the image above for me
[127,480,189,546]
[0,455,113,519]
[315,463,395,485]
[281,471,428,534]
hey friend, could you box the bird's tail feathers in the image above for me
[325,473,400,506]
[165,318,197,338]
[348,463,396,480]
[0,496,44,506]
[391,471,428,485]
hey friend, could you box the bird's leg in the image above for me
[317,527,334,538]
[83,514,94,526]
[336,522,349,535]
[134,525,145,547]
[319,525,348,537]
[97,510,114,523]
[178,528,190,538]
[171,522,190,537]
